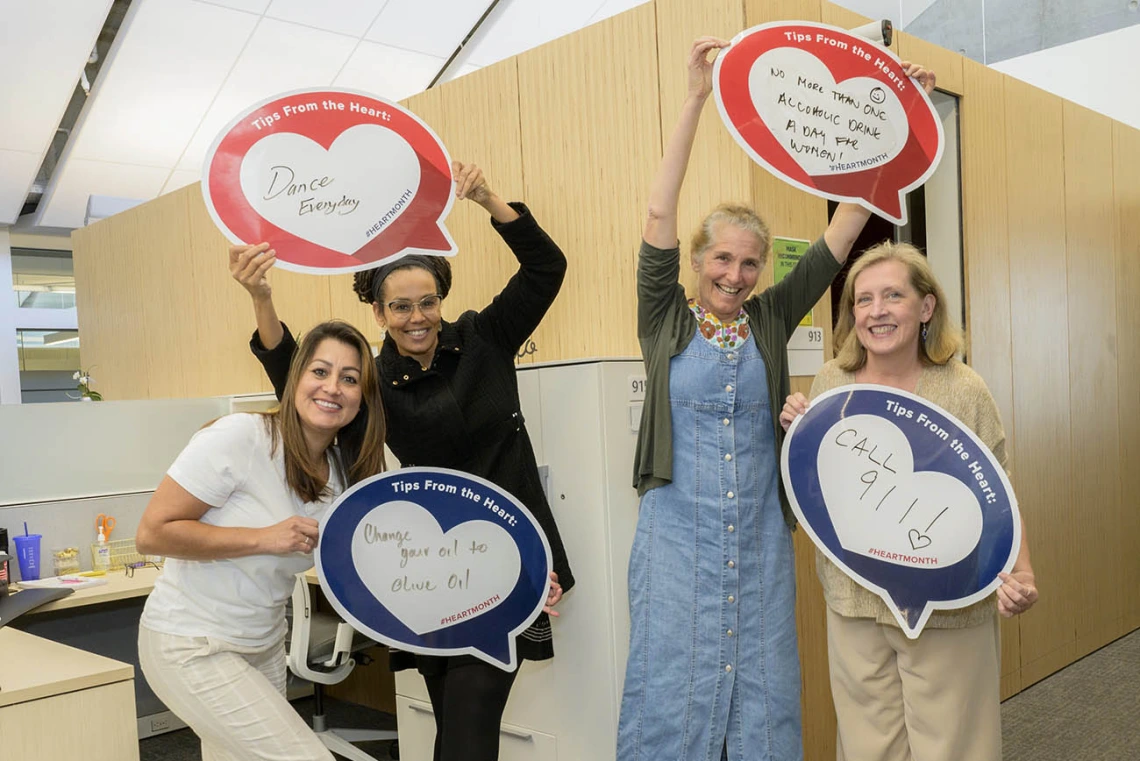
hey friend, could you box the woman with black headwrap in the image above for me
[230,162,573,761]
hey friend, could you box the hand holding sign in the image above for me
[204,88,457,274]
[713,22,943,224]
[782,385,1020,637]
[317,468,552,671]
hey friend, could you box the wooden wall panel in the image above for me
[73,203,154,400]
[1113,122,1140,635]
[402,59,535,361]
[896,31,962,95]
[1062,102,1123,659]
[133,190,200,399]
[516,4,661,361]
[183,184,329,398]
[819,1,899,56]
[1003,77,1075,689]
[71,224,112,396]
[958,59,1021,696]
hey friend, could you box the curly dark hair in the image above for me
[352,255,454,305]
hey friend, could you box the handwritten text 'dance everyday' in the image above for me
[262,165,360,216]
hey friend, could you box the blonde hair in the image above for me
[834,241,963,371]
[690,203,771,265]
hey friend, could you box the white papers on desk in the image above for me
[19,575,109,591]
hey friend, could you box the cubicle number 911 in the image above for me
[629,376,647,402]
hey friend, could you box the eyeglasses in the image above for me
[124,560,163,577]
[386,294,442,318]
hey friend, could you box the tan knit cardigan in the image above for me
[809,358,1008,629]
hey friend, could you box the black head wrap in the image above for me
[352,255,453,305]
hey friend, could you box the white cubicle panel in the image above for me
[394,359,644,761]
[0,397,229,506]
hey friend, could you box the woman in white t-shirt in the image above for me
[136,320,386,761]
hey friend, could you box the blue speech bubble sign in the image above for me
[782,385,1019,637]
[316,467,552,670]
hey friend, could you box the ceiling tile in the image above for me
[588,0,649,25]
[991,24,1140,132]
[176,17,359,171]
[0,0,113,151]
[161,169,203,196]
[900,0,940,28]
[68,0,258,167]
[266,0,388,38]
[194,0,271,12]
[0,150,44,225]
[335,42,444,102]
[437,62,482,85]
[365,0,489,58]
[828,0,902,24]
[38,160,170,229]
[462,0,601,67]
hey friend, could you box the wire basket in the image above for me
[91,537,145,571]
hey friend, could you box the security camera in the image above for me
[851,19,893,47]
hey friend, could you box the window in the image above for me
[17,329,81,403]
[12,248,75,309]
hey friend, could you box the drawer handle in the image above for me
[408,703,534,742]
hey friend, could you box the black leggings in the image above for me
[422,659,519,761]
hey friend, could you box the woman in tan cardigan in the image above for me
[780,241,1038,761]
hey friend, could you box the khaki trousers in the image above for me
[827,607,1001,761]
[139,624,333,761]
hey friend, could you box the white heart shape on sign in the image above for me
[749,48,908,176]
[240,124,421,256]
[817,415,983,568]
[351,501,521,636]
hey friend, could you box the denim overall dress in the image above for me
[617,327,803,761]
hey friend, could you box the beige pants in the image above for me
[138,624,333,761]
[827,608,1001,761]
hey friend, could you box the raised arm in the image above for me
[644,37,729,249]
[454,161,518,224]
[822,61,937,264]
[457,161,568,352]
[230,242,296,399]
[230,242,284,349]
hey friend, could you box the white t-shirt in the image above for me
[141,413,343,647]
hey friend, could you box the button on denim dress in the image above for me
[618,329,803,761]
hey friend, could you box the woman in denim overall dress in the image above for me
[619,37,936,761]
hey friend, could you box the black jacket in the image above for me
[251,203,574,662]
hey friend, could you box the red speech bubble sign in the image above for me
[713,22,943,225]
[204,88,455,274]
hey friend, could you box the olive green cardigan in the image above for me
[632,235,842,529]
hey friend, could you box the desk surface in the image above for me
[13,565,162,615]
[17,566,317,615]
[0,627,134,707]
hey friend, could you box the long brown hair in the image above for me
[834,241,963,371]
[263,320,386,502]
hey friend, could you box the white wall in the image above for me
[0,229,21,404]
[0,396,228,506]
[990,24,1140,132]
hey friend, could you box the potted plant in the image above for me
[71,369,103,401]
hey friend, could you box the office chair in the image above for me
[288,574,399,761]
